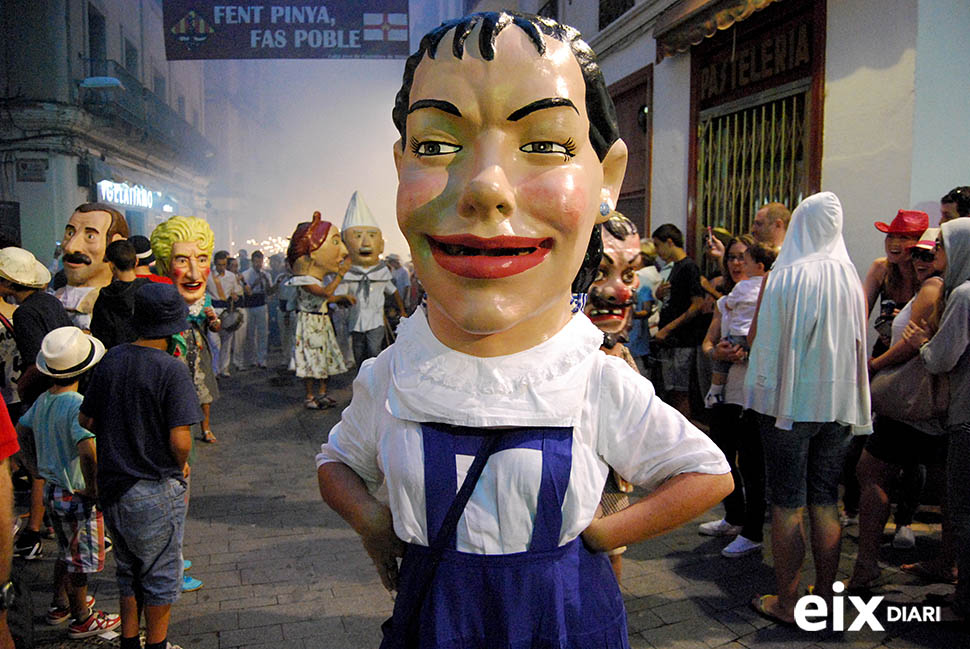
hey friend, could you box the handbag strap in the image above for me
[396,432,502,645]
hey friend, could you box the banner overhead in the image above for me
[164,1,409,60]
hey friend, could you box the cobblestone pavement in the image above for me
[17,360,964,648]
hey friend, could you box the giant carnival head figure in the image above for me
[286,211,349,280]
[62,202,129,287]
[392,11,627,353]
[150,216,215,304]
[341,191,384,268]
[584,213,641,336]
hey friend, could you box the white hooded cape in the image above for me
[744,192,872,432]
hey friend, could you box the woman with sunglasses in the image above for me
[842,211,929,528]
[902,219,970,619]
[848,227,951,590]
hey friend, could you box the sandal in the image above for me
[304,398,322,410]
[315,395,337,408]
[750,595,796,627]
[201,430,217,444]
[900,561,957,585]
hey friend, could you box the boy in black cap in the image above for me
[90,240,151,349]
[80,283,201,649]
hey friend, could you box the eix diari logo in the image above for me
[794,582,941,631]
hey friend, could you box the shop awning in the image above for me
[654,0,780,63]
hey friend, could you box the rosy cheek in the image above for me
[201,267,210,280]
[518,170,589,233]
[172,267,187,281]
[397,169,448,233]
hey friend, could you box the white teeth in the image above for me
[591,309,623,316]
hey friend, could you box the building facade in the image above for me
[473,0,970,273]
[0,0,213,262]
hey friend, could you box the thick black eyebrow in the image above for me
[407,99,462,118]
[507,98,578,122]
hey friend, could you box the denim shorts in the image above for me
[759,417,852,508]
[102,478,187,606]
[46,485,105,574]
[659,346,695,392]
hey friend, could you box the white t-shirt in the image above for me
[317,311,729,554]
[54,285,97,330]
[206,271,242,303]
[717,276,764,337]
[241,268,272,299]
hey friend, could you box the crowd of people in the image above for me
[0,191,420,646]
[0,9,965,649]
[312,10,968,645]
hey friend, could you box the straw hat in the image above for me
[0,247,51,288]
[36,327,106,379]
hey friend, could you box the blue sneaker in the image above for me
[182,575,203,592]
[183,559,192,571]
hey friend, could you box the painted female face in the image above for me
[308,228,349,277]
[725,242,749,284]
[584,230,641,335]
[395,27,626,351]
[884,233,918,265]
[170,241,211,304]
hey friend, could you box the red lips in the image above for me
[427,234,552,279]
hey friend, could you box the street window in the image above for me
[599,0,634,31]
[153,70,166,99]
[537,1,558,20]
[124,38,139,74]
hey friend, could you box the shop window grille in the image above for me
[696,82,810,250]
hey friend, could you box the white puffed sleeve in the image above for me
[315,358,384,491]
[592,355,730,491]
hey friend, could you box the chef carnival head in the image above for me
[61,202,129,288]
[584,213,641,336]
[341,191,384,268]
[391,11,627,351]
[150,216,214,304]
[286,211,348,280]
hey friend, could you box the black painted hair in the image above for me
[571,224,602,295]
[392,11,619,162]
[602,212,638,241]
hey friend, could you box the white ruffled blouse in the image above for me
[316,311,729,554]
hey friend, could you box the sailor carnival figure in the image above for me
[335,191,405,366]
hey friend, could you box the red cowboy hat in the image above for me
[874,210,929,235]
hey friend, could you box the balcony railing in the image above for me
[82,59,214,165]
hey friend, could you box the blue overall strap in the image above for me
[428,432,502,552]
[393,428,503,646]
[529,426,572,551]
[422,423,572,551]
